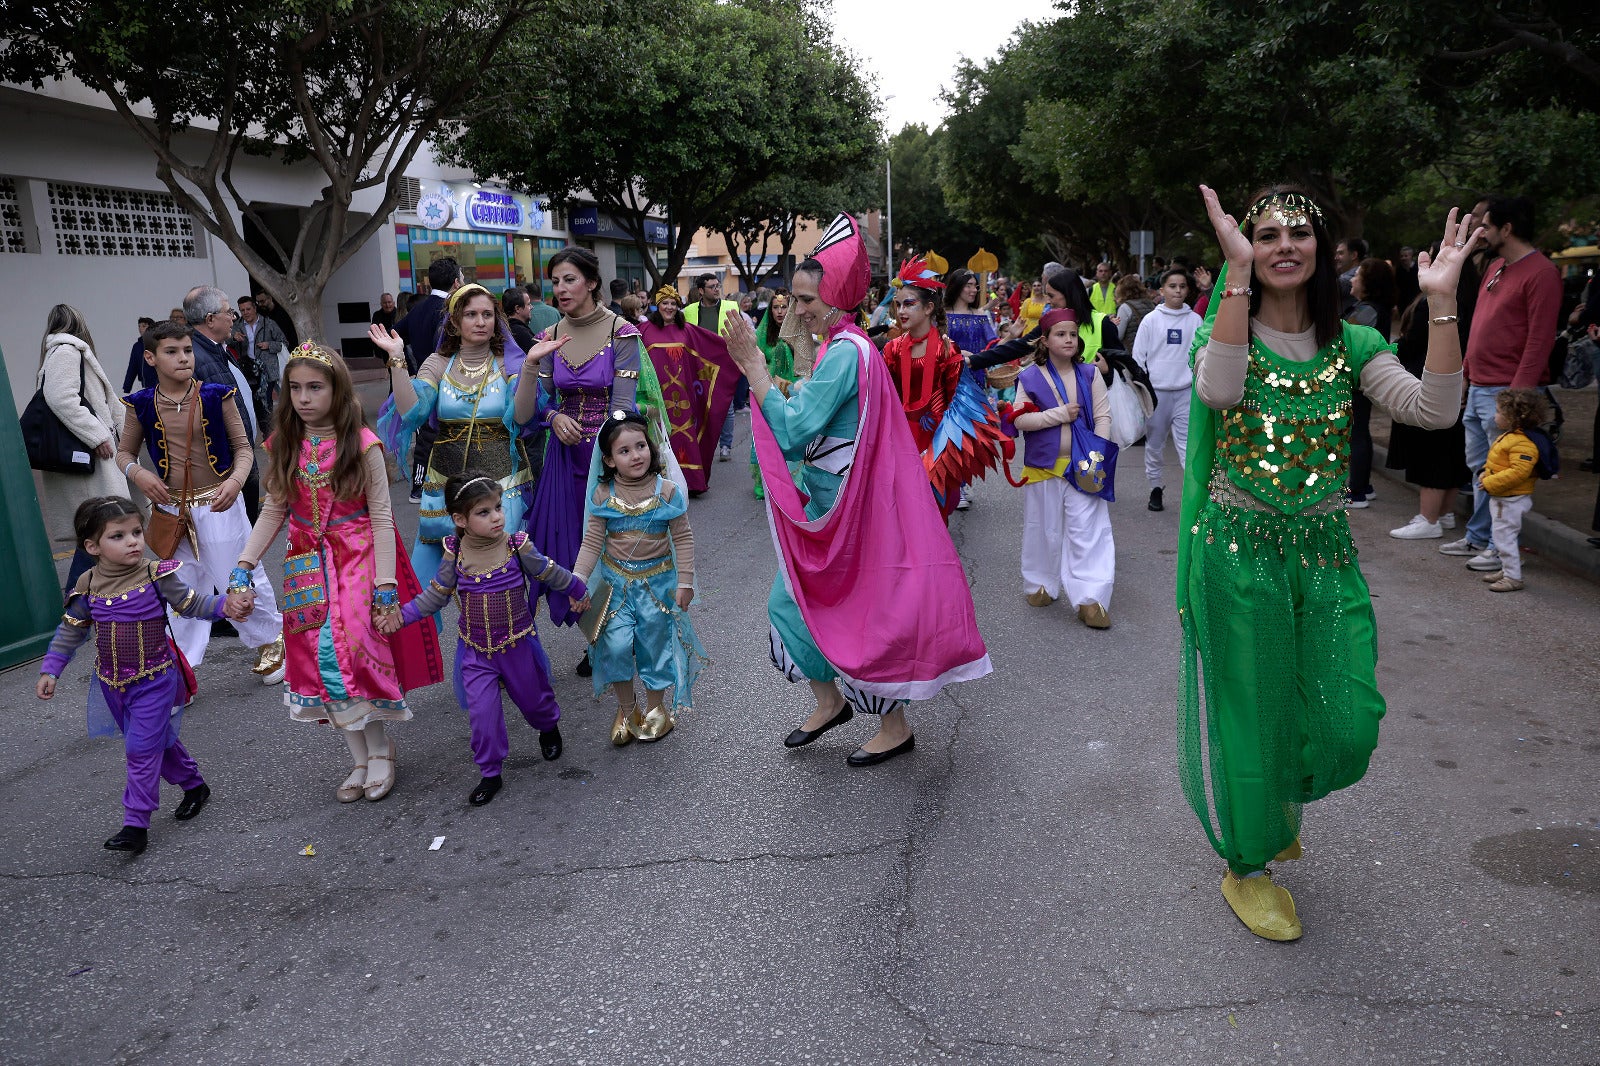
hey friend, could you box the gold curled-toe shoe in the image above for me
[1274,837,1303,862]
[251,635,286,677]
[611,706,638,747]
[1076,601,1111,629]
[1025,588,1055,608]
[1220,870,1302,942]
[631,703,675,743]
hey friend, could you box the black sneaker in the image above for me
[1147,487,1164,512]
[576,651,592,677]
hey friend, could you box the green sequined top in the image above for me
[1215,328,1384,515]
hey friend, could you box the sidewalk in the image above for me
[1370,380,1600,583]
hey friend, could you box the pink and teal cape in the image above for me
[751,323,992,701]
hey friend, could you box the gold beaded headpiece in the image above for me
[653,285,682,305]
[447,283,493,314]
[289,341,335,367]
[1244,192,1324,229]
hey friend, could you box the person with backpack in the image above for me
[1476,388,1553,592]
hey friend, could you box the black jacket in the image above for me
[396,293,447,373]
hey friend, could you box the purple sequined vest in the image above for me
[451,535,536,654]
[89,584,175,688]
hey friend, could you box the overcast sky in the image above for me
[829,0,1063,133]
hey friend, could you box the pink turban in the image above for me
[808,214,871,312]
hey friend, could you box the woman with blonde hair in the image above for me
[35,303,123,593]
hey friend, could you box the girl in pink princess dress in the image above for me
[234,344,443,803]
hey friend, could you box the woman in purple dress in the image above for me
[528,248,641,673]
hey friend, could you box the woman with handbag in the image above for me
[1178,186,1477,941]
[1010,309,1116,629]
[32,305,123,594]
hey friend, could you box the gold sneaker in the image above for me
[1220,870,1302,941]
[1076,601,1111,629]
[1025,589,1055,607]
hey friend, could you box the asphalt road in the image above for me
[3,415,1597,1065]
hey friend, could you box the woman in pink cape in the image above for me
[724,215,992,766]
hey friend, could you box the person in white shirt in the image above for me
[1132,269,1203,511]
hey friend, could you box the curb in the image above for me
[1372,444,1600,585]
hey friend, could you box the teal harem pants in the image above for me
[1179,502,1387,875]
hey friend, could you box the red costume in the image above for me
[882,331,965,453]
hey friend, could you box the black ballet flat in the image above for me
[173,782,211,821]
[846,734,915,767]
[104,826,148,854]
[468,776,503,807]
[539,726,563,761]
[782,706,854,749]
[576,651,592,677]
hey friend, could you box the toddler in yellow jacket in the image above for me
[1477,388,1546,592]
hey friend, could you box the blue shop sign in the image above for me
[569,207,669,246]
[465,189,523,232]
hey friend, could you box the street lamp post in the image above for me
[885,155,893,283]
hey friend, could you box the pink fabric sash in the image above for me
[751,322,992,700]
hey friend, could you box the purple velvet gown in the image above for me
[529,337,637,625]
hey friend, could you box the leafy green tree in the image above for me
[444,0,880,289]
[885,125,1007,270]
[1,0,573,341]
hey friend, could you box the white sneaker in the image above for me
[1390,515,1442,539]
[1344,496,1370,509]
[1438,537,1482,556]
[1466,549,1502,572]
[260,663,287,686]
[717,445,731,462]
[1440,513,1457,530]
[955,487,971,511]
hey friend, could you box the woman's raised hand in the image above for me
[528,334,570,365]
[722,312,764,375]
[367,323,405,363]
[1417,208,1484,300]
[1198,185,1253,272]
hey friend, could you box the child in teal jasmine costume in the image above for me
[1177,185,1482,942]
[571,412,707,747]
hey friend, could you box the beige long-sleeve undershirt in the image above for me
[115,391,252,492]
[1194,319,1461,430]
[572,477,695,590]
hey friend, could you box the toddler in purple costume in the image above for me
[37,498,236,855]
[388,472,586,806]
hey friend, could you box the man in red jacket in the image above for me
[1439,195,1562,573]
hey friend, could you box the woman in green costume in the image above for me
[1178,185,1481,941]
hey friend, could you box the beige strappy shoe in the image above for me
[364,741,397,801]
[336,764,367,803]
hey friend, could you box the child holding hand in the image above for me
[37,497,250,854]
[571,412,707,746]
[381,471,585,807]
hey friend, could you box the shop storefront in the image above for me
[396,183,567,295]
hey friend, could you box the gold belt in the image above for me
[600,552,674,581]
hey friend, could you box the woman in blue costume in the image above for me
[375,284,560,586]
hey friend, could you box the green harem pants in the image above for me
[1179,501,1387,875]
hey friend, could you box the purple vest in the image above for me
[87,577,177,689]
[124,382,236,481]
[1017,362,1094,469]
[446,533,537,654]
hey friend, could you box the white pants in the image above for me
[1021,477,1115,609]
[161,496,282,665]
[1489,494,1533,580]
[1144,387,1190,487]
